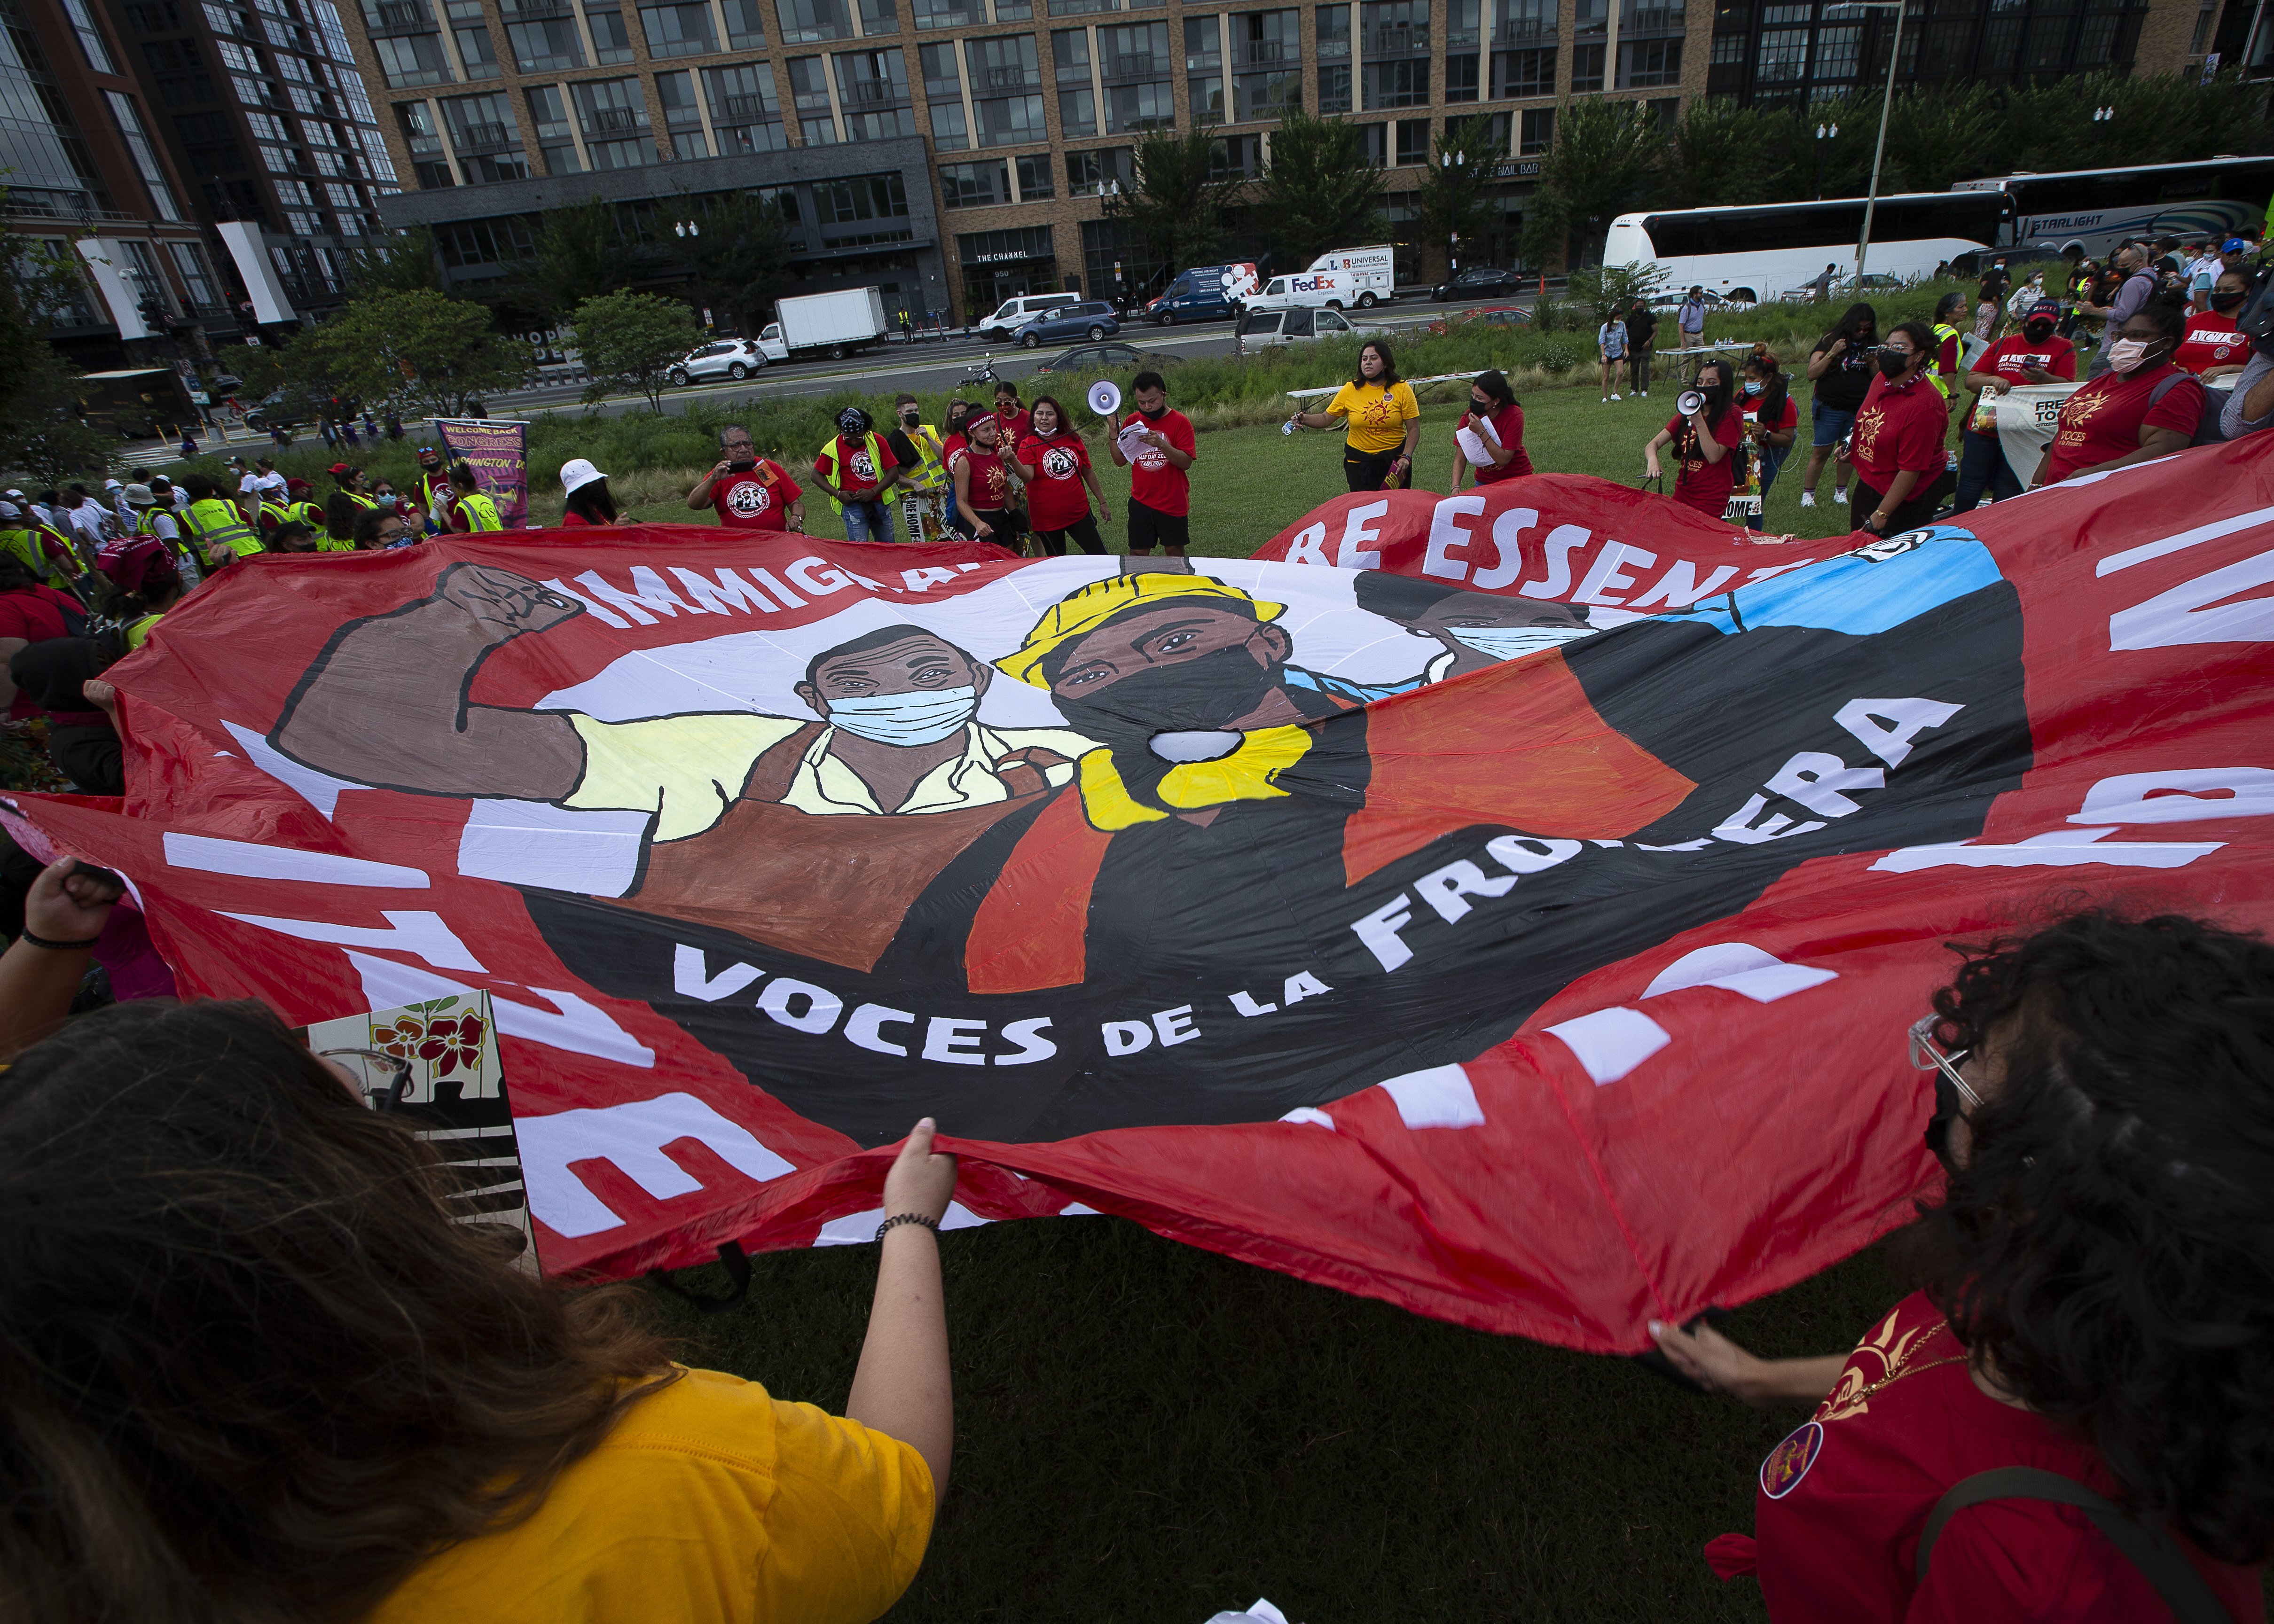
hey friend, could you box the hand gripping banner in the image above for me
[18,448,2274,1351]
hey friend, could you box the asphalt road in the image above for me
[125,291,1539,462]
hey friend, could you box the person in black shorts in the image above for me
[1111,371,1197,559]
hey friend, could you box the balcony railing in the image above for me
[1491,18,1550,41]
[1103,50,1158,78]
[840,75,902,101]
[982,62,1038,88]
[585,104,647,130]
[1315,29,1349,54]
[1230,37,1287,63]
[365,0,432,29]
[452,120,517,149]
[720,90,775,115]
[1368,23,1428,51]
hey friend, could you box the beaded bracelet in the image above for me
[874,1213,940,1242]
[19,928,102,951]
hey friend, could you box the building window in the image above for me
[1016,151,1053,197]
[656,67,704,124]
[1357,121,1386,164]
[1444,52,1478,99]
[641,1,719,55]
[1050,86,1089,134]
[940,156,1012,206]
[933,100,970,146]
[1616,35,1679,84]
[1316,1,1350,55]
[1394,115,1428,164]
[526,83,581,172]
[1065,143,1131,195]
[395,98,455,184]
[506,18,584,69]
[453,23,501,76]
[1754,25,1804,79]
[785,55,837,139]
[102,93,186,222]
[374,33,453,84]
[1105,78,1173,131]
[859,0,898,30]
[166,241,223,308]
[584,3,635,60]
[975,92,1046,144]
[1318,61,1350,110]
[572,74,650,143]
[1518,103,1551,153]
[1569,38,1603,87]
[62,0,119,71]
[1491,44,1552,93]
[672,129,709,156]
[1363,58,1427,107]
[968,32,1043,89]
[1185,13,1220,65]
[776,0,847,40]
[1210,130,1261,174]
[1814,21,1859,78]
[1362,0,1428,54]
[913,0,980,26]
[722,0,768,44]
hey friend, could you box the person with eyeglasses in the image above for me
[1652,911,2274,1623]
[1846,320,1953,537]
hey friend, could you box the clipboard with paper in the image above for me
[1455,414,1503,468]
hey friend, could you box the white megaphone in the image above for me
[1087,379,1122,418]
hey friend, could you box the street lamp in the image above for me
[2091,104,2115,121]
[1827,0,1906,285]
[1814,122,1839,200]
[673,219,709,332]
[1442,148,1467,277]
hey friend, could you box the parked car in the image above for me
[1013,300,1120,348]
[1034,341,1176,375]
[1649,288,1755,317]
[1430,266,1529,302]
[978,291,1083,343]
[667,337,769,385]
[1237,305,1383,347]
[1425,303,1533,336]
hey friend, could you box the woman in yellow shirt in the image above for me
[1287,338,1423,491]
[0,999,959,1624]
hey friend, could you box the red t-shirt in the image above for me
[1666,408,1745,517]
[1965,335,2078,437]
[1742,392,1800,440]
[0,586,82,720]
[2045,364,2205,483]
[2176,311,2246,376]
[1850,373,1951,493]
[1120,408,1197,516]
[995,406,1031,446]
[1016,430,1093,528]
[950,442,1014,511]
[711,461,804,530]
[1460,402,1534,483]
[1719,1291,2265,1624]
[816,435,896,501]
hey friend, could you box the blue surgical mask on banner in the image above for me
[1446,625,1598,661]
[825,686,979,747]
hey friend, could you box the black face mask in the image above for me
[1878,349,1914,379]
[2023,320,2056,342]
[1138,404,1168,421]
[1054,635,1280,769]
[2213,289,2248,312]
[1923,1071,1966,1176]
[1470,398,1493,414]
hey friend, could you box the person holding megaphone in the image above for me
[1642,358,1745,518]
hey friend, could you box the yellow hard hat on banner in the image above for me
[997,574,1286,688]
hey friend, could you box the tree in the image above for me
[677,190,794,335]
[572,289,699,413]
[513,196,649,321]
[1565,261,1669,324]
[291,289,531,419]
[1416,116,1502,275]
[1259,109,1384,267]
[1522,98,1666,269]
[1882,85,2001,193]
[0,211,116,485]
[1664,98,1801,208]
[1124,128,1248,273]
[343,225,444,296]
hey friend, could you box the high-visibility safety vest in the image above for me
[815,431,891,515]
[316,535,357,553]
[1929,320,1963,401]
[0,528,56,582]
[457,491,503,531]
[898,423,949,493]
[124,610,165,652]
[184,496,262,559]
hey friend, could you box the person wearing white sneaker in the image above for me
[1599,316,1629,402]
[1801,491,1818,508]
[1802,303,1879,507]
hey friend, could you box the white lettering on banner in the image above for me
[1764,751,1886,817]
[1743,563,1815,586]
[923,1016,988,1065]
[1284,521,1331,566]
[512,1091,795,1239]
[1871,826,2223,872]
[345,951,656,1066]
[164,830,428,888]
[1835,698,1965,768]
[846,1002,916,1055]
[1422,495,1489,581]
[1153,1005,1200,1045]
[1640,942,1839,1003]
[2095,504,2274,577]
[1631,560,1741,609]
[1516,525,1591,597]
[1350,836,1581,971]
[2070,767,2274,824]
[575,567,703,624]
[1544,1007,1672,1085]
[540,578,631,629]
[787,555,881,596]
[1280,1106,1338,1129]
[1485,835,1583,873]
[996,1017,1058,1064]
[1283,972,1333,1004]
[1413,858,1517,921]
[1377,1064,1487,1129]
[670,567,778,615]
[1231,989,1278,1015]
[673,944,762,1001]
[221,719,358,818]
[1351,893,1418,970]
[1103,1018,1152,1055]
[2109,548,2274,651]
[223,907,486,971]
[749,566,806,608]
[758,977,842,1033]
[902,566,963,591]
[1472,507,1537,590]
[1573,542,1658,607]
[1711,794,1827,845]
[1339,500,1390,569]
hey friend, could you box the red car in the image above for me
[1425,304,1534,337]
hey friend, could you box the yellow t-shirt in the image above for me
[366,1366,935,1624]
[1326,380,1420,455]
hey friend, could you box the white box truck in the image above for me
[1305,245,1396,306]
[1245,268,1356,314]
[755,286,890,362]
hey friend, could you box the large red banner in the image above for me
[18,445,2273,1351]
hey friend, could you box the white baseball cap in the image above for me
[560,457,609,495]
[0,502,19,521]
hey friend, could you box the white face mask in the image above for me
[2105,337,2155,375]
[824,685,978,747]
[1445,624,1598,662]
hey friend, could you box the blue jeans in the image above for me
[1746,443,1791,531]
[1949,431,2021,514]
[1811,398,1858,448]
[840,499,890,542]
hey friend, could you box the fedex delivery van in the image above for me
[1245,268,1354,312]
[1305,244,1396,306]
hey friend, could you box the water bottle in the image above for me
[1282,418,1297,435]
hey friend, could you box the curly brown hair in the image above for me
[0,999,679,1622]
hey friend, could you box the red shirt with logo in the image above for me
[0,586,83,719]
[1741,392,1800,441]
[1459,402,1534,484]
[1850,373,1950,493]
[1714,1291,2264,1623]
[710,460,804,531]
[1665,407,1745,517]
[1965,335,2078,437]
[949,442,1013,512]
[816,435,896,501]
[2045,363,2204,483]
[1119,408,1197,516]
[2177,310,2246,376]
[995,405,1031,446]
[1016,430,1094,528]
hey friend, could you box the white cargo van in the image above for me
[1305,245,1396,306]
[977,291,1081,341]
[1246,269,1354,313]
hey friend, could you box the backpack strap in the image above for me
[1916,1466,2233,1624]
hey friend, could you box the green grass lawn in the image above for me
[621,375,1919,1622]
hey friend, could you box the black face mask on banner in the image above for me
[1053,634,1282,794]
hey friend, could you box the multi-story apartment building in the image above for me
[334,0,2206,321]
